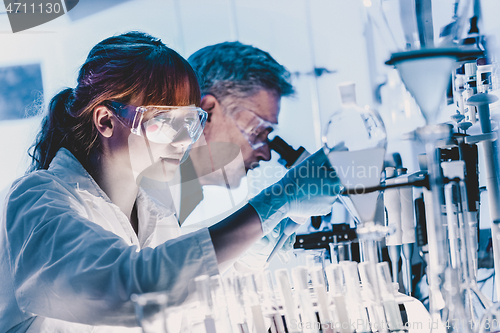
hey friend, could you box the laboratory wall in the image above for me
[1,0,500,199]
[0,0,375,193]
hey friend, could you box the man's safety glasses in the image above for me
[231,109,276,149]
[104,101,208,145]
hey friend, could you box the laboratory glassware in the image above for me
[258,271,286,333]
[275,269,301,333]
[376,262,406,331]
[441,160,492,326]
[194,275,217,333]
[311,266,335,333]
[329,241,352,264]
[292,266,320,333]
[466,92,500,299]
[210,275,233,333]
[323,82,387,233]
[341,261,371,333]
[325,263,352,333]
[381,0,483,324]
[224,275,250,333]
[131,291,169,333]
[323,82,388,332]
[386,48,471,332]
[359,261,390,333]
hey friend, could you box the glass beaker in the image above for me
[294,248,327,272]
[329,241,352,264]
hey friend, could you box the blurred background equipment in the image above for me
[3,0,500,331]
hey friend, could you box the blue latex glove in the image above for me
[266,217,305,263]
[249,148,342,235]
[233,219,297,272]
[268,218,297,263]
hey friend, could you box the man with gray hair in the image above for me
[174,42,295,226]
[151,42,297,268]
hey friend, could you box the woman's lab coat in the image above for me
[0,148,219,332]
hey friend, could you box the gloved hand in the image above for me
[233,219,297,273]
[249,148,342,235]
[269,219,297,263]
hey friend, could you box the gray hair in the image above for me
[188,41,294,113]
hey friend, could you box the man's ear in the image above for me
[200,95,219,123]
[93,106,114,138]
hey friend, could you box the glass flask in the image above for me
[322,81,387,231]
[323,82,388,332]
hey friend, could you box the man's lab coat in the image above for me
[0,148,219,332]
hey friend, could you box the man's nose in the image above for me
[171,127,192,148]
[255,142,272,161]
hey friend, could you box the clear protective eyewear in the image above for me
[231,109,276,149]
[105,101,207,145]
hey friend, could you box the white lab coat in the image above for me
[0,148,219,332]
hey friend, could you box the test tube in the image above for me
[225,275,250,333]
[325,264,352,333]
[259,272,286,333]
[210,276,233,333]
[376,262,404,332]
[310,266,335,333]
[243,274,267,333]
[358,262,388,333]
[275,269,301,333]
[291,266,319,333]
[195,275,217,333]
[340,261,371,333]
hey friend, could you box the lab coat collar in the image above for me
[48,148,176,246]
[48,148,111,203]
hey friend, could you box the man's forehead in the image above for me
[237,89,280,124]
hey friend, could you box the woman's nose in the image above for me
[171,127,192,148]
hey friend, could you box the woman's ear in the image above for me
[200,95,219,123]
[93,106,114,138]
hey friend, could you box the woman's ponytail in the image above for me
[29,88,75,171]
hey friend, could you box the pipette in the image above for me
[384,166,402,285]
[266,217,306,263]
[466,92,500,299]
[398,168,416,297]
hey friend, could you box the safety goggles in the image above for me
[104,101,207,145]
[231,109,276,149]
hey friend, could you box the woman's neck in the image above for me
[90,152,140,233]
